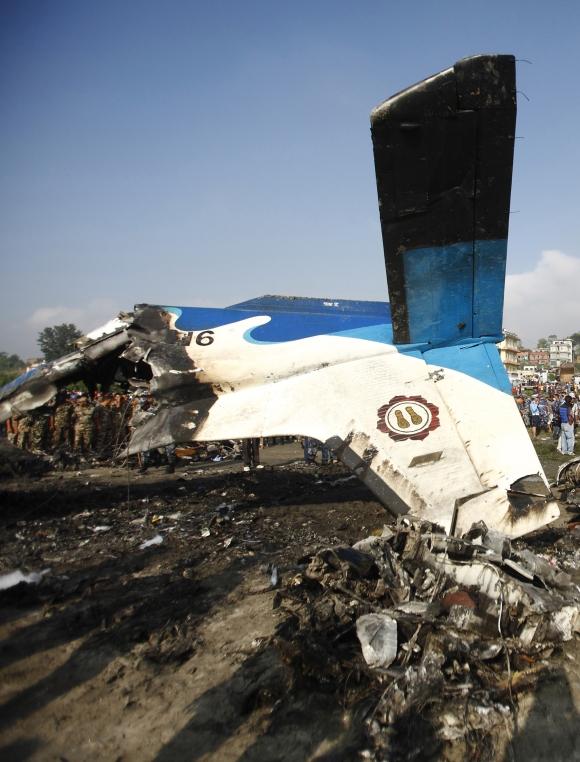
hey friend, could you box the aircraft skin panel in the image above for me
[166,305,514,400]
[162,304,511,394]
[164,300,393,345]
[227,295,390,317]
[401,239,507,344]
[402,241,477,343]
[473,239,508,338]
[1,367,42,398]
[420,340,512,395]
[0,298,554,541]
[165,310,399,388]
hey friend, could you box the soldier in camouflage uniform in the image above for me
[73,395,96,455]
[94,394,115,459]
[30,408,52,451]
[52,393,74,450]
[15,414,33,450]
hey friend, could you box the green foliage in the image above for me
[537,338,548,349]
[0,369,21,387]
[0,352,25,388]
[37,323,83,362]
[0,352,24,371]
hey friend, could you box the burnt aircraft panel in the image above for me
[371,54,516,344]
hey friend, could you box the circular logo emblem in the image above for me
[377,395,440,442]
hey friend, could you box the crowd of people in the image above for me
[2,390,317,470]
[5,380,579,469]
[5,390,132,461]
[513,381,579,456]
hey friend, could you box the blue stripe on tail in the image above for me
[402,239,506,344]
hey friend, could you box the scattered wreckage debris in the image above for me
[556,456,580,488]
[553,456,580,511]
[0,455,578,759]
[0,439,51,480]
[274,517,580,760]
[0,568,49,591]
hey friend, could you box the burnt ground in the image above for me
[0,442,579,761]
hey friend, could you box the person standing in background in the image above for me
[558,395,576,456]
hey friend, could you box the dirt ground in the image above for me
[0,442,579,761]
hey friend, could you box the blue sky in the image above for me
[1,0,579,357]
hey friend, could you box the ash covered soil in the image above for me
[0,443,579,761]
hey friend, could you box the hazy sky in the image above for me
[1,0,579,357]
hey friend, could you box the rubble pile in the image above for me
[274,519,580,761]
[0,438,51,479]
[1,455,579,759]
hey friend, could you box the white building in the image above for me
[520,366,537,379]
[497,331,519,373]
[549,340,573,367]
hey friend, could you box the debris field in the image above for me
[0,443,579,761]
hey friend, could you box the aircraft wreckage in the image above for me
[0,54,560,538]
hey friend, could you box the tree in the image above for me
[0,352,24,371]
[0,352,25,387]
[537,338,548,349]
[37,323,83,361]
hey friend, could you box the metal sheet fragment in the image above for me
[356,614,398,669]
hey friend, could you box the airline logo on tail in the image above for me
[377,396,440,442]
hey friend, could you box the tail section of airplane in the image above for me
[0,55,560,538]
[371,54,516,345]
[0,300,559,540]
[122,299,558,539]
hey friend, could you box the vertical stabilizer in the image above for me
[371,55,516,345]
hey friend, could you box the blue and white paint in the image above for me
[124,295,556,538]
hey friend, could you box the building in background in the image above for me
[549,340,573,367]
[517,349,529,364]
[529,349,550,367]
[498,331,520,374]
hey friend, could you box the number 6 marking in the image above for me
[195,330,215,346]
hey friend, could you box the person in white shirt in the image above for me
[528,396,540,439]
